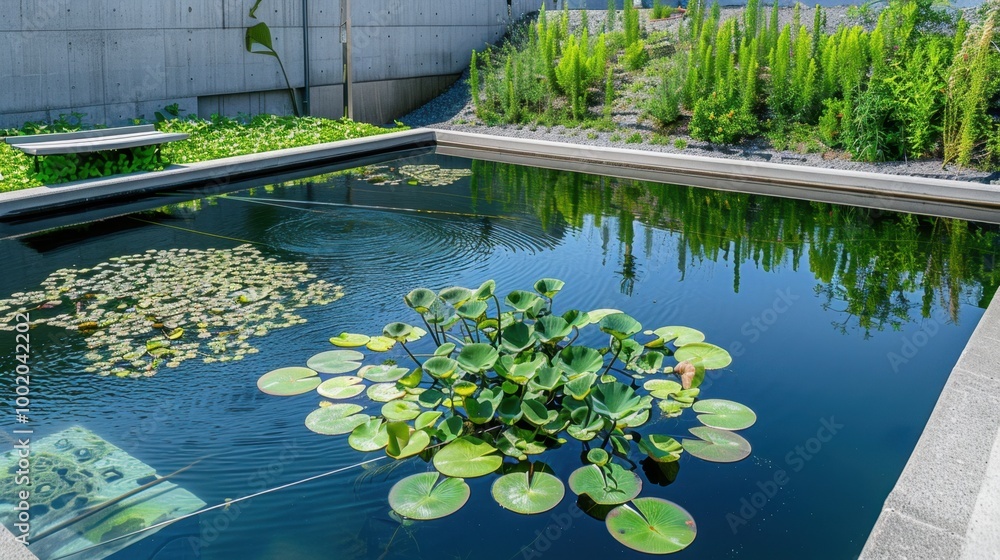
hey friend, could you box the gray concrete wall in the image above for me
[0,0,543,128]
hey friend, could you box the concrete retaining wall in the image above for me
[0,0,543,128]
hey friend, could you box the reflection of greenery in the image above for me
[469,160,1000,333]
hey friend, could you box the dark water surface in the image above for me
[2,152,998,560]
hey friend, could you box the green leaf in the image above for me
[590,382,642,421]
[417,389,445,408]
[433,436,503,478]
[397,367,424,388]
[306,350,364,374]
[456,300,488,320]
[329,332,370,347]
[404,288,437,313]
[600,313,643,340]
[674,342,732,370]
[629,351,664,374]
[565,373,598,400]
[644,379,682,398]
[535,315,572,343]
[638,434,684,463]
[568,463,642,505]
[389,472,470,520]
[367,382,406,402]
[366,336,396,352]
[382,322,414,342]
[605,498,697,554]
[492,471,565,514]
[305,404,369,435]
[359,364,409,382]
[434,343,456,356]
[245,22,276,55]
[682,426,752,462]
[693,399,757,430]
[386,421,431,459]
[414,410,443,430]
[317,376,365,399]
[533,278,566,298]
[382,400,422,421]
[562,309,592,328]
[500,322,535,353]
[435,416,464,442]
[555,346,605,375]
[587,448,610,466]
[646,326,705,347]
[456,343,499,374]
[586,308,624,324]
[349,418,389,451]
[505,290,543,312]
[497,394,524,424]
[520,398,557,426]
[528,365,562,392]
[423,356,459,379]
[464,396,495,424]
[257,366,320,396]
[472,279,496,301]
[439,286,474,307]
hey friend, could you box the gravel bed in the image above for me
[399,6,999,185]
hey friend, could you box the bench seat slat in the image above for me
[8,132,189,156]
[3,124,158,145]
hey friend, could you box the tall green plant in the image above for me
[944,8,1000,166]
[244,0,300,117]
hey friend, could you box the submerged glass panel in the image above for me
[1,152,997,559]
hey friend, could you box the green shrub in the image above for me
[652,0,674,19]
[674,137,688,149]
[944,7,1000,167]
[648,66,682,127]
[626,132,643,143]
[818,98,845,146]
[624,41,649,71]
[623,0,641,47]
[469,50,481,119]
[690,91,758,144]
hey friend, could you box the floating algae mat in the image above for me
[0,244,342,378]
[363,164,472,187]
[0,426,206,559]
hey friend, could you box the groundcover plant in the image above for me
[259,279,755,554]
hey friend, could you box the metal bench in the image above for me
[3,124,189,171]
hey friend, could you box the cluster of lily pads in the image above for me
[257,279,755,554]
[0,245,342,378]
[362,164,473,187]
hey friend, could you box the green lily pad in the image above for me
[453,380,478,397]
[629,351,664,374]
[367,382,406,402]
[644,379,682,398]
[472,279,496,301]
[682,426,751,463]
[562,309,591,328]
[606,498,696,554]
[556,346,605,375]
[317,376,365,399]
[423,356,459,379]
[257,367,320,396]
[305,404,369,435]
[565,373,598,400]
[439,286,474,306]
[500,322,535,353]
[417,389,445,408]
[359,364,409,382]
[433,436,503,478]
[672,388,700,404]
[586,308,624,324]
[587,448,610,466]
[404,288,437,313]
[693,399,757,430]
[386,421,431,459]
[397,367,424,388]
[674,342,732,370]
[456,343,499,374]
[382,322,414,341]
[638,434,684,463]
[599,313,642,340]
[464,396,495,424]
[348,418,389,451]
[533,278,565,298]
[382,400,422,421]
[389,472,471,520]
[306,350,365,374]
[568,463,642,505]
[456,300,488,320]
[647,326,705,347]
[366,336,397,352]
[491,471,565,514]
[505,290,543,313]
[535,316,572,343]
[329,332,370,348]
[434,343,456,356]
[414,410,443,430]
[436,416,464,442]
[590,382,643,421]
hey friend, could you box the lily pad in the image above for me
[366,336,397,352]
[306,350,364,374]
[535,316,572,343]
[382,400,422,421]
[568,463,643,505]
[638,434,684,463]
[433,436,503,478]
[647,326,705,347]
[590,382,643,421]
[359,364,409,382]
[586,308,624,324]
[305,404,369,435]
[386,421,431,459]
[456,343,499,374]
[682,426,751,463]
[317,376,365,399]
[404,288,437,313]
[674,342,732,370]
[606,498,696,554]
[367,382,406,402]
[693,399,757,431]
[348,418,389,451]
[389,472,471,520]
[643,379,681,398]
[423,356,459,379]
[382,322,414,341]
[533,278,565,298]
[257,367,320,396]
[600,313,643,340]
[414,410,443,430]
[491,471,565,514]
[556,346,605,375]
[329,332,370,347]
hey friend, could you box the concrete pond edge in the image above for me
[1,128,998,559]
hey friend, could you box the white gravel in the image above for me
[399,6,999,185]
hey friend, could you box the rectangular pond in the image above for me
[1,151,998,559]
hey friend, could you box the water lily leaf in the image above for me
[497,395,524,424]
[405,326,427,342]
[389,472,470,520]
[693,399,757,431]
[366,336,397,352]
[382,400,422,421]
[643,379,681,397]
[436,416,464,442]
[434,343,456,356]
[556,346,605,376]
[456,343,499,374]
[565,373,598,400]
[433,436,503,478]
[638,434,684,463]
[682,426,751,462]
[349,418,389,451]
[307,350,364,374]
[257,366,320,396]
[414,410,443,430]
[472,279,496,301]
[382,322,414,342]
[562,309,591,328]
[456,300,488,320]
[505,290,543,313]
[492,471,565,514]
[424,299,456,325]
[587,448,610,465]
[586,308,624,324]
[329,332,370,347]
[360,364,409,382]
[629,351,664,374]
[672,388,700,404]
[386,421,431,458]
[317,378,366,400]
[417,388,445,408]
[658,400,684,417]
[500,322,535,353]
[535,316,572,343]
[305,405,369,435]
[521,398,557,426]
[606,498,696,554]
[464,396,495,424]
[167,328,184,340]
[367,382,406,402]
[453,380,478,397]
[397,367,424,388]
[647,326,705,347]
[528,365,562,392]
[404,288,437,313]
[600,313,642,340]
[423,356,459,379]
[590,382,642,421]
[533,278,565,298]
[500,354,545,385]
[674,342,732,370]
[622,408,650,428]
[439,286,474,307]
[568,463,642,505]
